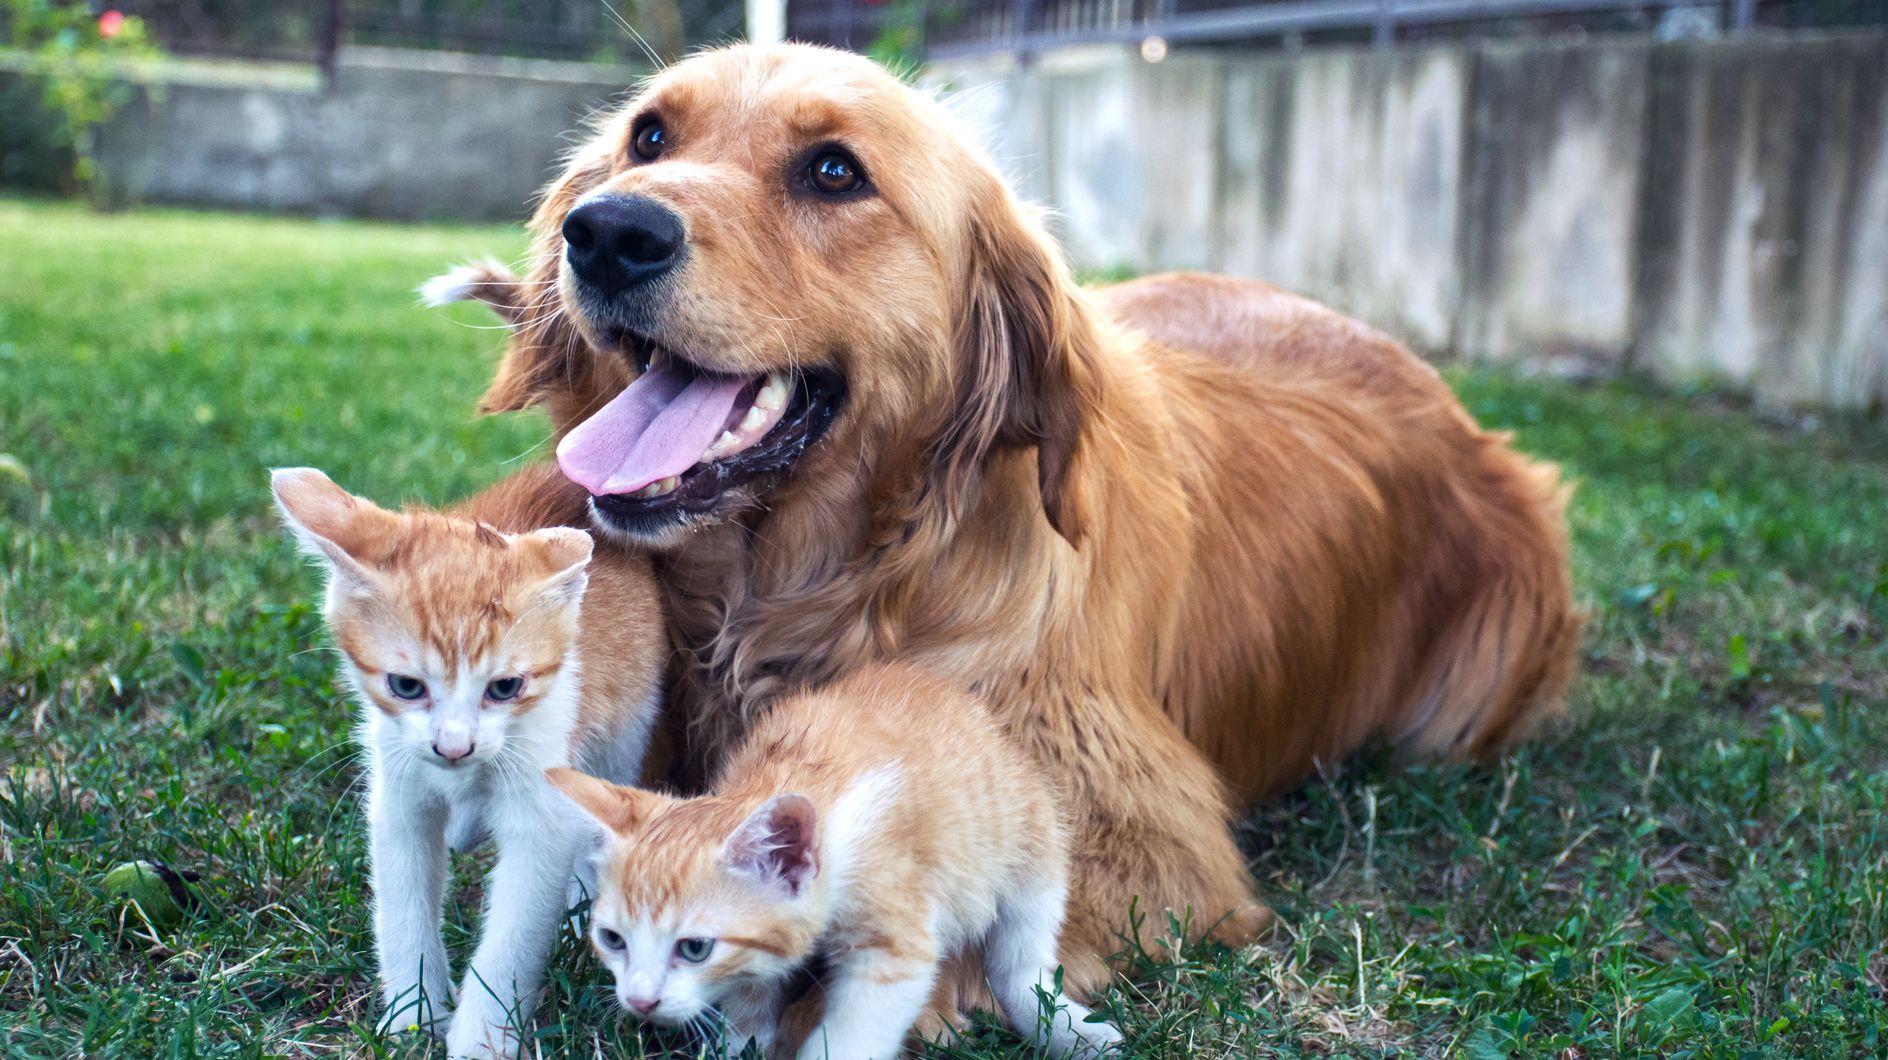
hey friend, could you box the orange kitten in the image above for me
[549,664,1123,1059]
[272,467,664,1058]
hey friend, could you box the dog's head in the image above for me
[490,44,1099,547]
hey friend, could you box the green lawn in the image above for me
[2,197,1886,1058]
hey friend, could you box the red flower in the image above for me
[98,10,126,39]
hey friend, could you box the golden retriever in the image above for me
[442,42,1580,994]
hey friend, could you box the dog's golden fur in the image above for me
[463,44,1580,992]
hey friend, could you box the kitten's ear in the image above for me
[525,527,594,605]
[546,766,656,836]
[270,467,380,588]
[724,794,818,898]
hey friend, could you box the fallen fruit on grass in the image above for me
[101,859,192,928]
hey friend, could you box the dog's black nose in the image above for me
[562,195,686,292]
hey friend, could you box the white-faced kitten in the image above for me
[549,663,1124,1060]
[272,466,665,1058]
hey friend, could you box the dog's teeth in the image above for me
[633,476,680,498]
[701,431,742,464]
[634,481,662,498]
[756,373,789,411]
[739,405,767,432]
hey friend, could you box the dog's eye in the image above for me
[806,148,865,196]
[485,676,524,702]
[631,119,668,162]
[386,674,427,701]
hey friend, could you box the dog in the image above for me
[433,42,1580,995]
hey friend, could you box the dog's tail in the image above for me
[1394,451,1584,760]
[418,259,529,326]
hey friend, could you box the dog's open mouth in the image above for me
[557,336,844,530]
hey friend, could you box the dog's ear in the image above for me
[936,183,1101,545]
[478,155,621,424]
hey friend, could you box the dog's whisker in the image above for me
[503,428,560,465]
[596,0,665,68]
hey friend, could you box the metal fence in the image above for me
[786,0,1888,58]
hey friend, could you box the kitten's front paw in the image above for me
[444,1008,521,1060]
[1047,1009,1125,1057]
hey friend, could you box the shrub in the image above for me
[0,1,160,201]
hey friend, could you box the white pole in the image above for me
[746,0,787,43]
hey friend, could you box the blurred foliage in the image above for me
[864,0,926,73]
[0,1,161,202]
[120,0,329,59]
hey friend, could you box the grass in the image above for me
[1,197,1886,1058]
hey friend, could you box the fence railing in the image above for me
[787,0,1883,58]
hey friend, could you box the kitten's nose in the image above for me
[626,995,659,1015]
[432,739,473,763]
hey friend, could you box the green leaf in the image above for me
[1727,634,1751,682]
[1636,987,1697,1042]
[1463,1026,1511,1060]
[170,642,207,688]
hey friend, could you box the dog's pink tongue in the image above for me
[557,363,753,495]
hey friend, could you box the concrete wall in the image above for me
[934,32,1888,409]
[1634,35,1888,407]
[1220,47,1467,350]
[1457,42,1649,367]
[96,49,635,222]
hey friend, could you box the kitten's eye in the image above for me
[805,148,865,197]
[596,927,625,951]
[675,937,714,964]
[631,119,667,162]
[386,674,427,701]
[485,676,524,702]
